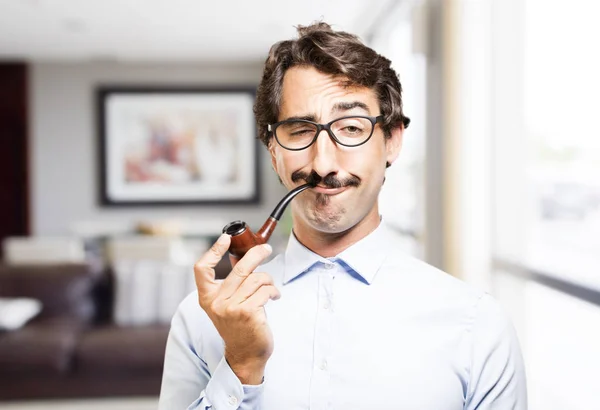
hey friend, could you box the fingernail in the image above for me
[218,233,229,242]
[263,244,272,253]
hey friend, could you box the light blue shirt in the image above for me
[159,222,527,409]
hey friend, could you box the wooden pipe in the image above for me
[222,183,313,259]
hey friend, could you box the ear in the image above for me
[268,138,278,172]
[385,125,404,167]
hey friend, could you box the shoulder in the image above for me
[380,246,485,305]
[379,237,517,341]
[470,292,516,342]
[377,226,496,316]
[171,290,221,349]
[176,290,204,321]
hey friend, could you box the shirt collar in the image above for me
[282,231,327,285]
[282,219,393,285]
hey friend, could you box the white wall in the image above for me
[30,61,287,237]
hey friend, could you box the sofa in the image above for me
[0,258,230,401]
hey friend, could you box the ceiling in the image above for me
[0,0,395,63]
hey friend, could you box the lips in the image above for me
[311,185,348,195]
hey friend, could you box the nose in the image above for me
[310,128,339,178]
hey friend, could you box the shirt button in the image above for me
[323,302,330,310]
[228,395,238,406]
[324,263,334,270]
[320,359,328,371]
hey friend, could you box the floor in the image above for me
[0,397,158,410]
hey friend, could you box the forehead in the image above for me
[279,66,379,119]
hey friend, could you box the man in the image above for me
[159,22,527,409]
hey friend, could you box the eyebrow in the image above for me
[280,101,371,123]
[281,114,318,122]
[331,101,370,115]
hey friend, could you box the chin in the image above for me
[293,189,371,235]
[305,204,359,235]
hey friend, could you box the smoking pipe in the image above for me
[222,182,314,259]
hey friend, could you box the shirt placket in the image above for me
[310,261,335,410]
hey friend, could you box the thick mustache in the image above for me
[291,170,360,189]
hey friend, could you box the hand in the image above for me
[194,234,280,385]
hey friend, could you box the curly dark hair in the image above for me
[254,21,410,147]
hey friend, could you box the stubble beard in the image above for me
[308,193,346,231]
[290,170,361,232]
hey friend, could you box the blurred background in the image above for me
[0,0,598,409]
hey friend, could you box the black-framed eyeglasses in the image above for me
[268,115,384,151]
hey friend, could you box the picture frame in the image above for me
[97,86,260,206]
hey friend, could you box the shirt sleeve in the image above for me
[464,294,528,410]
[158,294,265,410]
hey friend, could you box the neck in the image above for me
[292,205,381,258]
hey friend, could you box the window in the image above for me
[492,1,600,409]
[522,0,600,287]
[370,3,427,259]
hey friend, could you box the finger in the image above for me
[228,254,240,269]
[194,234,231,295]
[240,284,281,309]
[228,272,274,304]
[220,243,272,298]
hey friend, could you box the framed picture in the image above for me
[97,86,260,206]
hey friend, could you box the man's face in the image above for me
[269,66,403,234]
